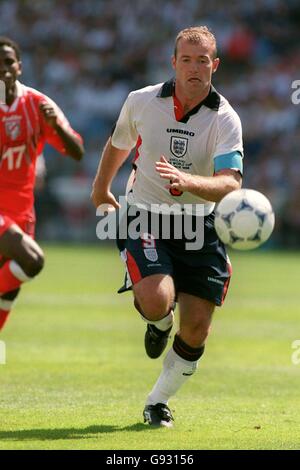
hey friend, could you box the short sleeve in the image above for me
[213,109,243,160]
[111,93,139,150]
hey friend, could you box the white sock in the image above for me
[146,348,198,405]
[0,298,16,311]
[140,309,174,332]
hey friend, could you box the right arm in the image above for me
[39,97,84,161]
[91,137,131,209]
[91,91,138,209]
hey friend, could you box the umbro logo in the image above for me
[207,276,224,286]
[166,128,195,136]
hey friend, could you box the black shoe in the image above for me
[144,324,172,359]
[143,403,174,428]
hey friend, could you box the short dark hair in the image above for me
[0,36,21,60]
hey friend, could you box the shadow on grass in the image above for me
[0,423,154,441]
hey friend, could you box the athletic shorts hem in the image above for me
[175,286,223,306]
[117,268,173,294]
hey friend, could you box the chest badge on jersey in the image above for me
[170,136,188,158]
[4,116,22,141]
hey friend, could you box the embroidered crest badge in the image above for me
[170,136,188,158]
[4,117,21,140]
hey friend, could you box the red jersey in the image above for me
[0,81,82,219]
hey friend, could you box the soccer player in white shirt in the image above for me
[92,26,243,428]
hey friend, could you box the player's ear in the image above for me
[212,58,220,74]
[171,55,176,70]
[17,61,22,77]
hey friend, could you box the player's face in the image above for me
[172,39,219,98]
[0,46,22,90]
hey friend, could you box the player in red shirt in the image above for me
[0,37,84,331]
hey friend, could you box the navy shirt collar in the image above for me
[157,77,221,115]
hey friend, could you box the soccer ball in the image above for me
[214,189,275,250]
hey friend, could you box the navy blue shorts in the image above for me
[116,208,232,306]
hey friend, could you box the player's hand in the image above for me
[39,102,59,128]
[90,186,120,212]
[156,155,192,192]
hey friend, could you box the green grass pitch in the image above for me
[0,245,299,450]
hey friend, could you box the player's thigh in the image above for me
[177,292,215,346]
[0,216,23,259]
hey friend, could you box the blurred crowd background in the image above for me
[1,0,299,245]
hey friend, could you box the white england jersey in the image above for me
[112,79,243,215]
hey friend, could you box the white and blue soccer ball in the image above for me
[214,189,275,250]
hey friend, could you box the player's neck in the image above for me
[5,84,18,106]
[174,83,210,114]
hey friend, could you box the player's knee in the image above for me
[24,252,45,277]
[135,295,172,321]
[133,275,175,320]
[184,322,211,348]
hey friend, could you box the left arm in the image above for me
[156,156,242,202]
[39,102,84,161]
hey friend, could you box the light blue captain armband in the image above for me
[214,151,243,174]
